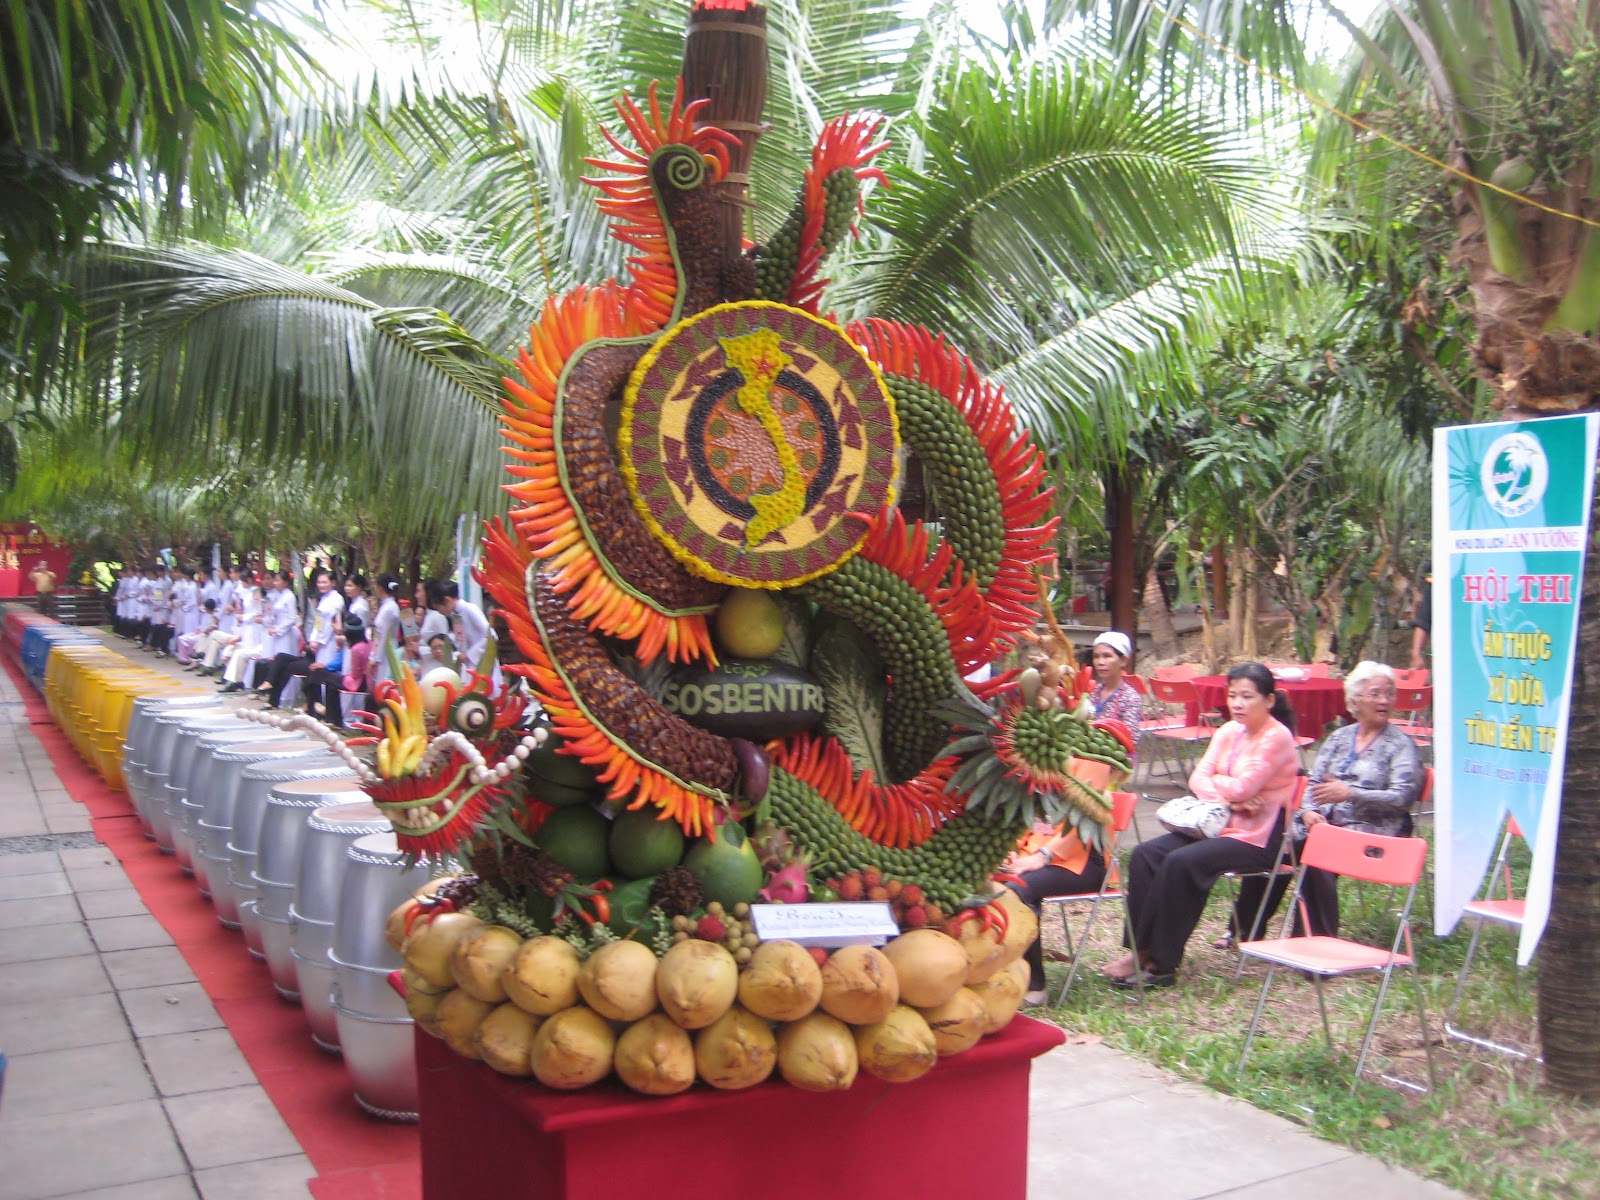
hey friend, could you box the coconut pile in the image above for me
[394,883,1037,1093]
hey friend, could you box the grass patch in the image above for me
[1029,831,1600,1199]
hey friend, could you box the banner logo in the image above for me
[1481,431,1548,518]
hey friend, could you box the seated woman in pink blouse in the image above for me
[1104,662,1300,989]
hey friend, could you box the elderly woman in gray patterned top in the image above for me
[1230,660,1423,941]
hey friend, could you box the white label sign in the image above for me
[749,903,900,947]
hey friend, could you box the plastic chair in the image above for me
[1412,765,1435,823]
[1236,824,1438,1093]
[1393,668,1430,689]
[1124,673,1149,696]
[1144,678,1215,781]
[1221,776,1308,978]
[1443,816,1539,1062]
[1152,663,1199,681]
[1391,685,1432,746]
[1044,791,1142,1005]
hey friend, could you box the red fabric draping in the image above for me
[0,653,421,1200]
[1188,674,1349,733]
[415,1016,1065,1200]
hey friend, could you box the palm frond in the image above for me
[68,241,509,533]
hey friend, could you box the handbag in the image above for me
[1156,796,1230,840]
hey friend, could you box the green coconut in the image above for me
[535,806,611,881]
[683,820,764,908]
[609,808,686,879]
[527,776,602,809]
[526,733,603,790]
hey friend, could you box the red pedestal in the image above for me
[416,1016,1065,1200]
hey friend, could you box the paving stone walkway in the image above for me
[0,633,1469,1200]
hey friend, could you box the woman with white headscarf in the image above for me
[1087,631,1144,729]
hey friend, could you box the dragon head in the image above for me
[238,636,545,861]
[354,637,542,859]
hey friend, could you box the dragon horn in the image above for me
[476,634,499,680]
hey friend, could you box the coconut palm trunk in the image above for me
[1423,0,1600,1098]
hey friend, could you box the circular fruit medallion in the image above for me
[620,301,899,587]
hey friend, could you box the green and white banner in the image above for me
[1432,413,1597,963]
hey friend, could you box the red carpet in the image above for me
[2,652,421,1200]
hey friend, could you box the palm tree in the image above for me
[29,0,1303,577]
[1069,0,1600,1098]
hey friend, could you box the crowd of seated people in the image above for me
[113,559,500,731]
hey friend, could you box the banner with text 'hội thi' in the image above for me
[1432,413,1597,964]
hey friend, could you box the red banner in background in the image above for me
[0,521,75,597]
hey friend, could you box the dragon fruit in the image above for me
[752,822,799,874]
[759,859,810,905]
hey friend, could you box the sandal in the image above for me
[1110,969,1177,990]
[1213,932,1236,950]
[1100,955,1139,981]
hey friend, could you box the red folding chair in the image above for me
[1144,677,1215,781]
[1444,816,1538,1061]
[1044,791,1142,1005]
[1237,824,1438,1093]
[1392,685,1432,747]
[1221,776,1308,978]
[1152,663,1199,682]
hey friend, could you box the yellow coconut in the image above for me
[738,940,823,1022]
[474,1003,542,1076]
[385,877,460,951]
[950,911,1007,985]
[577,939,659,1022]
[970,958,1029,1034]
[818,943,899,1025]
[776,1012,858,1092]
[614,1013,697,1096]
[503,936,582,1016]
[405,981,452,1037]
[656,939,739,1030]
[994,889,1038,968]
[881,929,969,1009]
[450,925,523,1003]
[694,1005,777,1090]
[855,1005,938,1083]
[385,899,418,953]
[435,989,496,1060]
[530,1005,617,1089]
[402,911,484,990]
[917,987,988,1057]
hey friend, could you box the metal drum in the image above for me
[292,799,391,1051]
[255,778,367,1002]
[193,742,339,906]
[123,694,218,835]
[227,759,352,958]
[330,832,431,1120]
[169,726,304,875]
[145,709,255,853]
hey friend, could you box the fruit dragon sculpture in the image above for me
[239,0,1139,1095]
[462,63,1134,913]
[241,70,1134,925]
